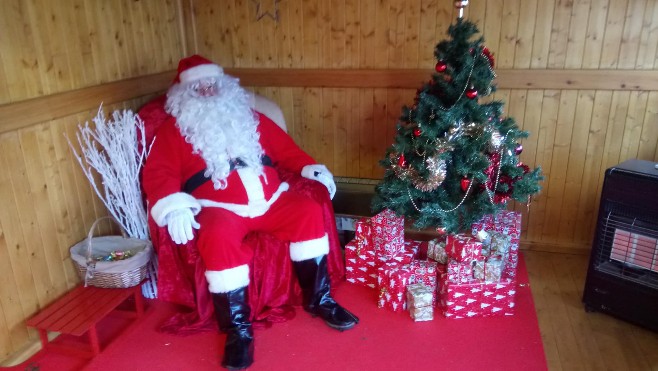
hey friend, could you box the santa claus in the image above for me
[142,55,358,370]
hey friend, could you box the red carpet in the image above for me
[8,253,546,371]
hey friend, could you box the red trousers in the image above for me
[195,191,326,271]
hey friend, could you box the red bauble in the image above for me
[460,178,471,192]
[397,153,406,167]
[466,88,478,99]
[413,128,422,137]
[436,227,447,235]
[514,143,523,155]
[435,61,447,73]
[493,194,509,204]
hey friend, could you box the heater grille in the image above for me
[593,201,658,290]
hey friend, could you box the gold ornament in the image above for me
[412,154,447,192]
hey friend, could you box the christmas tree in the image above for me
[372,9,543,234]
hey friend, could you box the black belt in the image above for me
[183,155,273,194]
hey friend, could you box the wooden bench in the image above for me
[26,284,144,358]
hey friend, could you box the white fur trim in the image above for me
[198,182,289,218]
[151,192,202,227]
[180,64,223,84]
[205,265,250,293]
[289,234,330,262]
[237,168,265,201]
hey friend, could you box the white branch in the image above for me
[67,105,150,240]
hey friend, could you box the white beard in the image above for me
[165,75,264,190]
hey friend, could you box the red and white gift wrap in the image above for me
[446,234,482,263]
[445,258,474,283]
[372,209,405,258]
[439,274,516,318]
[345,240,378,289]
[377,261,413,312]
[610,228,657,271]
[407,260,439,305]
[345,218,377,288]
[472,210,521,279]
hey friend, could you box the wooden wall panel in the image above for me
[2,0,658,364]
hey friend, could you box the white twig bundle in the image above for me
[68,105,150,240]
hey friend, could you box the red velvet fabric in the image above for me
[138,96,345,335]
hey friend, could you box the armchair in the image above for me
[138,94,345,335]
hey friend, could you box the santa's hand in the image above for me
[165,208,201,245]
[302,164,336,200]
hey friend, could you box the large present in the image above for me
[377,261,413,312]
[610,228,657,271]
[439,273,516,318]
[446,234,482,263]
[345,218,377,288]
[372,209,405,258]
[472,211,521,278]
[406,283,434,322]
[345,240,377,289]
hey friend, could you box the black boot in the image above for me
[293,255,359,331]
[211,287,254,370]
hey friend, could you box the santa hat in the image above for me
[173,54,223,84]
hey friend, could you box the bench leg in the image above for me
[134,288,145,317]
[88,325,101,355]
[38,329,49,349]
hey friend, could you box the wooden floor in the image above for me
[524,251,658,371]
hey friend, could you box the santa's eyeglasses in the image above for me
[189,77,219,97]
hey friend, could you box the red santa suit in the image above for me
[143,111,329,293]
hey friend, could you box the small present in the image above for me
[407,283,433,308]
[471,211,521,278]
[446,258,475,283]
[409,306,434,322]
[439,273,516,319]
[446,234,482,263]
[372,209,405,259]
[427,238,449,264]
[377,261,412,312]
[489,232,512,260]
[473,256,505,282]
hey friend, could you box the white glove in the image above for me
[165,208,201,245]
[301,164,336,200]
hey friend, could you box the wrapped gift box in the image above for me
[439,273,516,318]
[377,261,413,312]
[407,260,439,305]
[345,240,378,289]
[406,283,434,322]
[345,218,377,288]
[473,256,505,282]
[471,210,521,278]
[446,258,475,283]
[427,238,449,264]
[446,234,482,263]
[372,209,405,258]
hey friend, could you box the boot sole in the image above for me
[324,320,356,332]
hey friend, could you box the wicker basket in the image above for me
[70,216,153,288]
